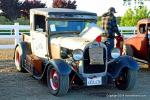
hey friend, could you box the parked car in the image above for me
[124,18,150,68]
[14,8,139,96]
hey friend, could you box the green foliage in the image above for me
[0,16,13,24]
[97,16,102,27]
[135,6,150,19]
[116,17,121,25]
[97,20,101,27]
[14,17,29,25]
[0,16,29,25]
[120,7,150,26]
[120,8,135,26]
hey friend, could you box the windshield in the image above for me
[48,20,96,33]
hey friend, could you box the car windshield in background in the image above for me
[48,20,95,33]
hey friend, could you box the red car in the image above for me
[124,18,150,67]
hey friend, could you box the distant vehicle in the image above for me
[14,8,139,96]
[124,18,150,68]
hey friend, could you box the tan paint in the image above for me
[22,34,31,43]
[137,18,150,33]
[51,37,90,50]
[50,43,61,59]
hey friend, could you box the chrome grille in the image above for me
[82,42,107,74]
[89,47,104,65]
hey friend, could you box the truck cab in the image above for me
[29,8,97,59]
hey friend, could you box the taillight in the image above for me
[96,35,102,43]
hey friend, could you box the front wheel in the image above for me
[115,68,137,90]
[47,66,69,96]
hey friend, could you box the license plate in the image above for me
[87,77,102,86]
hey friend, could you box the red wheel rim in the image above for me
[49,68,59,90]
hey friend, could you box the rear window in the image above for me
[139,24,146,34]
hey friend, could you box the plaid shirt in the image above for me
[102,13,120,38]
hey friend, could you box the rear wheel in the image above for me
[115,68,137,90]
[15,46,25,72]
[47,66,69,96]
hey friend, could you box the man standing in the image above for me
[102,7,121,59]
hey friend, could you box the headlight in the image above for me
[72,49,83,61]
[111,48,120,59]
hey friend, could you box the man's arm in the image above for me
[112,17,121,36]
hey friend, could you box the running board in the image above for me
[133,57,148,64]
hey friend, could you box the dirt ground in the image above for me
[0,49,150,100]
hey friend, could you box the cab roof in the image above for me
[137,18,150,25]
[30,8,97,16]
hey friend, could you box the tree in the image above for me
[120,6,150,26]
[20,0,45,19]
[120,8,135,26]
[0,0,21,20]
[52,0,77,9]
[0,0,45,20]
[135,6,150,19]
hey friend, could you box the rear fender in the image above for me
[14,42,28,63]
[108,55,139,78]
[46,59,72,76]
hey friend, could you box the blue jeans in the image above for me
[106,38,114,60]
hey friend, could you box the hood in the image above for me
[51,36,90,50]
[79,23,105,41]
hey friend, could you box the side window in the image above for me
[34,15,46,32]
[139,24,146,34]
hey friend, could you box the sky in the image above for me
[42,0,128,16]
[21,0,150,17]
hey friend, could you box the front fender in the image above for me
[107,55,139,78]
[48,59,72,76]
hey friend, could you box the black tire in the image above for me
[14,46,25,72]
[125,45,133,56]
[47,66,69,96]
[115,68,137,90]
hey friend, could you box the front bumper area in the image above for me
[82,73,108,86]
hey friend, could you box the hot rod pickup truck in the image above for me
[14,8,139,96]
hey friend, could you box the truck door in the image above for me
[31,15,48,58]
